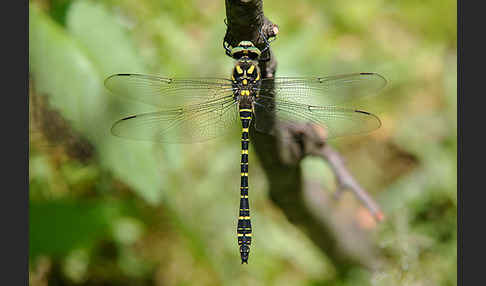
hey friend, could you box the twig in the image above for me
[297,123,384,221]
[318,144,384,222]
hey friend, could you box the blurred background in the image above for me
[29,0,457,285]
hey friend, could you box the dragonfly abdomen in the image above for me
[238,108,252,264]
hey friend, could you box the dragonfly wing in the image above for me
[105,74,235,107]
[111,97,240,143]
[254,99,381,139]
[259,72,387,106]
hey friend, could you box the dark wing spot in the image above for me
[121,115,137,120]
[355,109,370,115]
[355,110,382,128]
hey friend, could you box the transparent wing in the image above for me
[259,72,387,106]
[111,97,240,143]
[105,74,235,107]
[254,99,381,139]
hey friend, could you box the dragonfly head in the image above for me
[231,41,261,61]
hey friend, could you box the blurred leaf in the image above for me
[29,3,165,204]
[29,200,119,259]
[49,0,74,26]
[66,1,146,78]
[29,4,102,129]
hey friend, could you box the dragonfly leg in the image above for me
[258,28,276,62]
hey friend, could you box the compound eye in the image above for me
[232,51,244,60]
[249,53,259,61]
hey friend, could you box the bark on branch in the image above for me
[224,0,383,275]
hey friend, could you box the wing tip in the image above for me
[110,115,137,136]
[104,73,129,89]
[355,109,382,130]
[359,72,388,90]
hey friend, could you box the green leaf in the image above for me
[29,200,119,259]
[66,1,147,78]
[29,4,164,204]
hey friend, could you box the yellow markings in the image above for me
[237,233,252,237]
[240,90,250,96]
[240,187,248,189]
[242,79,248,85]
[240,116,251,119]
[241,138,250,141]
[232,75,235,81]
[236,65,243,74]
[241,195,248,198]
[239,216,251,220]
[242,128,249,133]
[241,173,248,177]
[241,150,248,155]
[247,65,255,74]
[240,108,252,112]
[255,73,260,81]
[239,209,250,211]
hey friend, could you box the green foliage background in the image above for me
[29,0,457,285]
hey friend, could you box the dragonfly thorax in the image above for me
[232,59,261,104]
[232,60,260,82]
[231,60,260,96]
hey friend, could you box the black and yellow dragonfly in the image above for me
[104,41,386,264]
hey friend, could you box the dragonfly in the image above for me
[104,40,387,264]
